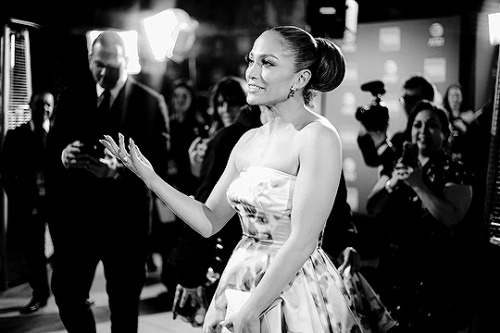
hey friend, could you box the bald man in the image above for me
[47,31,169,333]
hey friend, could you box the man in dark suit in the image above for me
[0,90,54,314]
[46,31,169,333]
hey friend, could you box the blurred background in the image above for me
[1,0,500,291]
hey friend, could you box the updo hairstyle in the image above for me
[268,26,346,106]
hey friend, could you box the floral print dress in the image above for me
[202,166,393,333]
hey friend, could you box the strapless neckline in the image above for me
[243,165,297,179]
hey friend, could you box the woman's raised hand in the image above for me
[100,133,156,184]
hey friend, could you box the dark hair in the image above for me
[209,76,247,125]
[172,79,197,101]
[442,83,469,116]
[169,79,202,124]
[91,30,126,55]
[404,99,451,142]
[403,73,435,101]
[268,26,346,106]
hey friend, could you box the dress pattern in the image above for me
[202,166,365,333]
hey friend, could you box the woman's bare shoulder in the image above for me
[300,115,339,139]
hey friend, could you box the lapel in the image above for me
[112,78,133,131]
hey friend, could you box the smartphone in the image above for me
[398,141,418,168]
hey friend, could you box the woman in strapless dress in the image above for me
[102,25,394,333]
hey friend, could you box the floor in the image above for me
[0,254,201,333]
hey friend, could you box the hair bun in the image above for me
[311,38,346,92]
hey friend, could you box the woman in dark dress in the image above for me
[366,100,473,333]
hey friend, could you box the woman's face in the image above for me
[216,94,240,127]
[447,86,463,111]
[172,86,193,116]
[411,109,446,156]
[245,31,297,106]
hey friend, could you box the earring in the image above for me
[287,85,296,99]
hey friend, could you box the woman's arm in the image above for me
[236,122,342,323]
[366,168,406,216]
[407,171,472,227]
[366,174,391,216]
[101,133,237,237]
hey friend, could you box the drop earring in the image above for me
[287,85,297,99]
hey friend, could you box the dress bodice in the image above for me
[226,165,296,246]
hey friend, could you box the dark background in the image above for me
[1,0,489,97]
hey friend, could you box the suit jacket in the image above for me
[47,76,169,244]
[0,122,48,217]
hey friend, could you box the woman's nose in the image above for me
[246,64,258,80]
[218,102,228,114]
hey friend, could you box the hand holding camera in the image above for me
[188,137,210,177]
[62,139,120,179]
[355,80,390,133]
[398,141,419,169]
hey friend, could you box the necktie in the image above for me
[98,89,111,113]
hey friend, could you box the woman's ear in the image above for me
[295,69,312,90]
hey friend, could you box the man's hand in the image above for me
[172,284,207,320]
[62,140,122,178]
[62,140,85,168]
[338,247,361,276]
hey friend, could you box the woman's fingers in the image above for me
[220,319,234,332]
[128,138,140,162]
[118,133,127,156]
[100,135,117,156]
[189,137,202,152]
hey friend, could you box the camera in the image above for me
[355,80,389,132]
[78,140,104,159]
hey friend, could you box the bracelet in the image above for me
[375,139,388,150]
[384,179,395,193]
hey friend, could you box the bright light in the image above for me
[319,7,337,15]
[489,12,500,45]
[346,0,358,34]
[86,30,141,74]
[143,9,179,61]
[143,8,198,62]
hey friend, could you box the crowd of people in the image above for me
[0,25,494,333]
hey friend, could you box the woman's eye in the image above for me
[245,55,253,64]
[262,60,272,66]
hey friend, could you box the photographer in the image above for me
[47,31,169,333]
[365,100,473,333]
[357,74,435,175]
